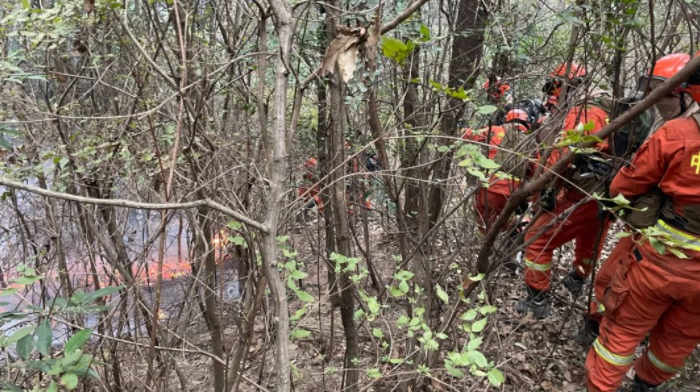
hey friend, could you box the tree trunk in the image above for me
[427,0,487,226]
[261,1,294,390]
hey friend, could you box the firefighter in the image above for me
[299,157,324,214]
[585,53,696,341]
[483,76,512,105]
[464,107,539,233]
[516,62,614,318]
[585,53,700,392]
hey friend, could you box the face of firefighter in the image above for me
[654,95,684,120]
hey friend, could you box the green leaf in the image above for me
[389,286,405,297]
[61,349,83,367]
[461,309,478,321]
[398,279,410,294]
[419,24,431,41]
[668,248,689,259]
[446,364,464,379]
[291,329,311,339]
[397,315,410,327]
[649,237,666,255]
[46,380,58,392]
[17,334,33,359]
[61,373,78,390]
[83,285,122,304]
[6,326,34,346]
[13,275,44,285]
[372,328,384,339]
[296,290,314,303]
[289,270,308,280]
[614,231,631,238]
[467,350,488,367]
[476,157,500,170]
[36,321,52,356]
[66,328,92,354]
[435,284,449,304]
[467,336,483,350]
[479,305,497,315]
[381,37,409,64]
[471,318,488,333]
[229,236,247,247]
[366,368,382,379]
[0,288,19,297]
[0,138,13,151]
[276,235,290,243]
[367,297,380,314]
[59,157,70,169]
[227,220,242,231]
[395,271,414,281]
[478,105,498,115]
[437,145,450,153]
[487,368,505,386]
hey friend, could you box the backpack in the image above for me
[502,99,548,126]
[492,123,537,181]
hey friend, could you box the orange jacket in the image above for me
[547,105,610,167]
[463,124,528,196]
[610,116,700,276]
[462,125,507,160]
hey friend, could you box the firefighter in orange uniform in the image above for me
[585,53,700,392]
[464,108,538,233]
[299,157,324,214]
[586,53,697,340]
[516,62,614,318]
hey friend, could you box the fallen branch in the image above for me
[0,177,269,233]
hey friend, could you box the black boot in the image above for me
[563,270,586,295]
[633,375,667,392]
[573,317,599,346]
[515,286,550,319]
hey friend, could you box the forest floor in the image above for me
[116,210,700,392]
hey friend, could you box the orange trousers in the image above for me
[585,247,700,391]
[473,187,509,234]
[587,236,636,321]
[299,186,324,212]
[523,193,611,292]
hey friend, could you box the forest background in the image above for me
[0,0,698,391]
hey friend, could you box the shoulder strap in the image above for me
[692,112,700,129]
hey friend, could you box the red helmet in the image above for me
[483,76,510,100]
[550,62,587,79]
[639,53,691,96]
[505,108,531,131]
[304,158,318,168]
[543,62,587,97]
[686,51,700,102]
[505,108,529,124]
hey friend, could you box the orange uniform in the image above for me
[585,116,700,391]
[523,105,612,292]
[463,125,526,231]
[299,159,324,213]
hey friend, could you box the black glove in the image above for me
[516,201,529,215]
[539,187,557,212]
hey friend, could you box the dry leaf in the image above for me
[337,45,358,83]
[84,0,94,12]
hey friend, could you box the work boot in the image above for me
[573,317,600,347]
[632,375,668,392]
[515,286,550,319]
[563,270,586,295]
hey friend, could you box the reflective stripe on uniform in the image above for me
[593,338,634,367]
[524,258,551,272]
[655,220,700,251]
[592,300,606,314]
[648,350,683,373]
